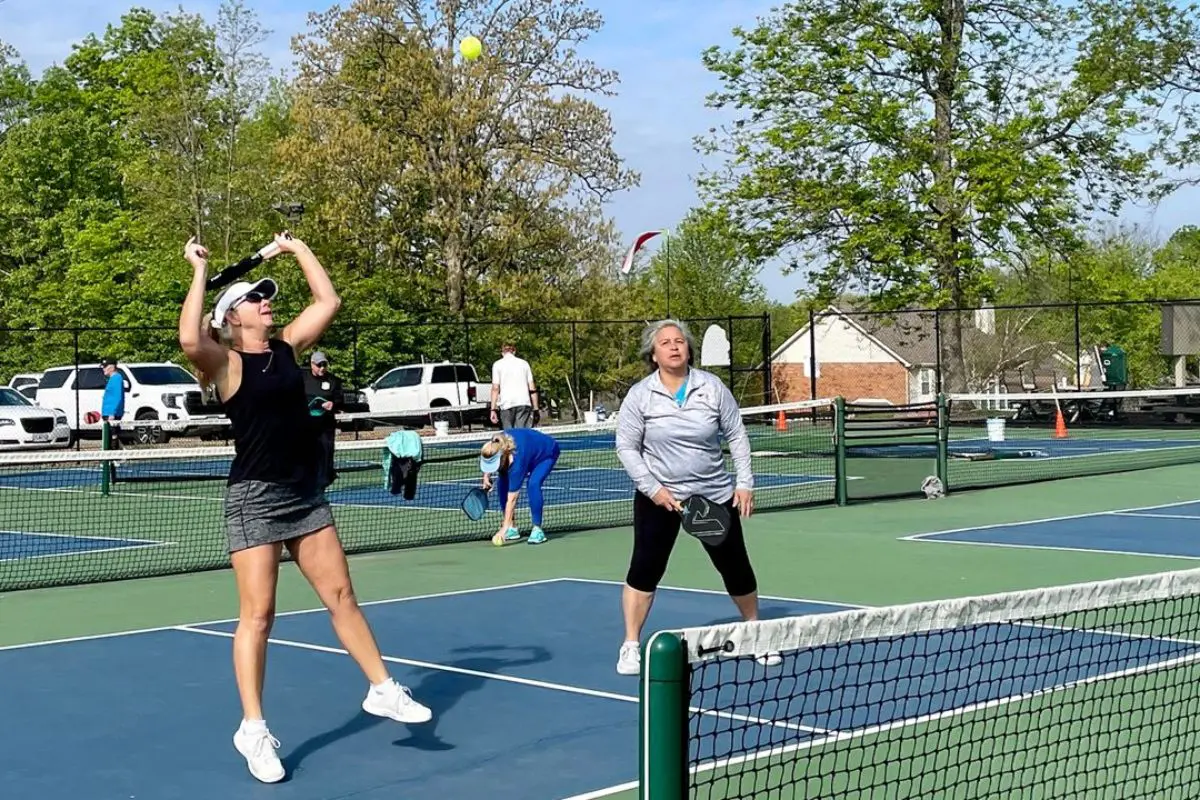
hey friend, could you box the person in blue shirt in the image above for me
[100,358,126,441]
[478,428,561,545]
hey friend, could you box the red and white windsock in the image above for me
[619,230,664,275]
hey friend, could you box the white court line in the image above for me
[901,536,1200,562]
[0,578,569,652]
[900,497,1200,543]
[900,498,1200,561]
[1111,511,1200,521]
[561,577,867,612]
[0,530,175,563]
[174,626,829,736]
[565,579,1200,647]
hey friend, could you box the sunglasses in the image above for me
[235,290,268,307]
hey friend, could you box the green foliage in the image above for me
[989,226,1200,387]
[696,0,1199,316]
[0,3,778,411]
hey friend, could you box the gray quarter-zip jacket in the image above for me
[615,368,753,504]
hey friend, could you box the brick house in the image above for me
[770,306,1091,405]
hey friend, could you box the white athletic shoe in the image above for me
[233,724,285,784]
[756,652,783,667]
[362,678,433,724]
[617,641,641,676]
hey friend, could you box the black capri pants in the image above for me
[625,489,758,597]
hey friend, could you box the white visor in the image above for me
[210,278,278,329]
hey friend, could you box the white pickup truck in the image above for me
[34,361,227,443]
[359,360,488,425]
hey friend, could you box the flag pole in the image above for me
[665,230,671,318]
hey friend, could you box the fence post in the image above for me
[761,312,773,406]
[570,321,579,421]
[1073,303,1082,388]
[937,393,949,491]
[639,630,687,800]
[351,322,360,392]
[100,420,112,497]
[808,308,818,401]
[835,396,848,506]
[72,330,81,450]
[464,318,473,369]
[934,311,943,394]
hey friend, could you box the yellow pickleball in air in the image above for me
[460,36,482,60]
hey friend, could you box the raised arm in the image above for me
[278,233,341,354]
[178,237,229,383]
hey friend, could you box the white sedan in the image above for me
[0,387,72,450]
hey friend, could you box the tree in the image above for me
[285,0,638,316]
[633,209,767,320]
[697,0,1199,390]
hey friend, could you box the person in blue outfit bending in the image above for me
[478,428,561,546]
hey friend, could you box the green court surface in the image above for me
[5,460,1200,799]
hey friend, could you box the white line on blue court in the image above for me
[1111,510,1200,521]
[900,497,1200,540]
[0,530,174,563]
[0,578,568,652]
[174,624,831,736]
[898,498,1200,561]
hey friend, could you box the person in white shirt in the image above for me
[490,343,539,429]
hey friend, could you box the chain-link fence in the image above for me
[0,313,773,446]
[775,300,1200,402]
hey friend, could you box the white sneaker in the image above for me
[233,724,285,784]
[616,641,641,676]
[362,678,433,724]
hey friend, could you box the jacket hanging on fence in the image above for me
[383,430,422,500]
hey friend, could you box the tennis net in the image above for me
[944,387,1200,491]
[0,399,836,591]
[640,568,1200,799]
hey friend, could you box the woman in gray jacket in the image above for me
[614,318,780,676]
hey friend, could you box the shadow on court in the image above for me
[391,644,552,752]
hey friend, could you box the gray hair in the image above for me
[639,318,697,372]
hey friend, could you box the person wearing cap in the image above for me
[99,357,125,446]
[302,351,344,489]
[177,233,431,785]
[477,427,560,545]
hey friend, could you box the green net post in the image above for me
[936,393,949,490]
[834,396,848,506]
[100,420,112,497]
[640,631,687,800]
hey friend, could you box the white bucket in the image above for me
[434,420,450,437]
[986,418,1006,442]
[583,411,599,425]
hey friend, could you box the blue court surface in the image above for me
[903,499,1200,559]
[326,468,832,512]
[0,463,833,515]
[4,577,1198,799]
[851,435,1200,460]
[0,530,166,562]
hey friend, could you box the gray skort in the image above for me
[225,479,335,553]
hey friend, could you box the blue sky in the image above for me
[2,0,1197,303]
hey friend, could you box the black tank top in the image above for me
[223,339,319,486]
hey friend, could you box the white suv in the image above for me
[34,361,226,443]
[360,361,487,424]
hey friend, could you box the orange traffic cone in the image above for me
[776,410,787,431]
[1054,406,1068,438]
